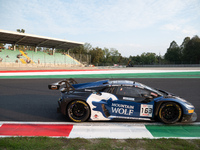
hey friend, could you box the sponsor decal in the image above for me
[123,97,135,101]
[85,89,95,92]
[111,103,134,116]
[87,93,117,121]
[111,103,134,109]
[140,104,153,117]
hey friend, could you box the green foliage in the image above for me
[0,43,5,48]
[164,41,182,63]
[89,47,104,64]
[182,35,200,64]
[68,43,92,54]
[164,36,200,64]
[129,52,162,65]
[17,29,25,33]
[141,52,157,64]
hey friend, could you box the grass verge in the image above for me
[0,137,200,150]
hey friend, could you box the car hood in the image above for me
[155,88,194,108]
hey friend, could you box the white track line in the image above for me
[0,70,199,76]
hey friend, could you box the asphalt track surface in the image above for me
[0,78,199,122]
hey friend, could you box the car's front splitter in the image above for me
[182,112,197,123]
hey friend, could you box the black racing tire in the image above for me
[67,100,90,122]
[158,102,182,124]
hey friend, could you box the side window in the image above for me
[136,88,151,97]
[102,87,115,93]
[116,86,150,97]
[116,86,139,97]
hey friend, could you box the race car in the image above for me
[48,78,197,124]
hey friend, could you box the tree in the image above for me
[89,47,104,64]
[0,43,5,49]
[140,52,156,64]
[110,48,121,64]
[156,54,163,64]
[182,35,200,64]
[129,52,160,65]
[164,41,182,63]
[17,29,25,33]
[129,55,142,65]
[71,45,85,54]
[180,37,190,51]
[83,43,92,53]
[69,43,92,54]
[102,48,112,64]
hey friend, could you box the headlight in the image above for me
[188,109,194,113]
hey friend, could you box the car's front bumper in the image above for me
[181,112,197,122]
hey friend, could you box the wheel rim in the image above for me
[72,103,86,117]
[161,105,180,122]
[69,102,87,119]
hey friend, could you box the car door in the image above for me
[108,86,155,119]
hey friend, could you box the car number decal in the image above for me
[140,104,153,117]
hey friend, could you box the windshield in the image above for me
[135,82,163,96]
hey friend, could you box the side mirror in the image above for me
[145,95,153,99]
[141,94,153,103]
[48,85,60,90]
[141,94,153,99]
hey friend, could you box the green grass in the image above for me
[0,137,200,150]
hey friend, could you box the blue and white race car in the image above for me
[48,78,197,124]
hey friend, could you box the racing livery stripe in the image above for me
[0,124,73,137]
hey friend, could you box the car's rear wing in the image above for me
[48,78,78,93]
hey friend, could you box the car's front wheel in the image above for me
[158,102,182,124]
[67,100,90,122]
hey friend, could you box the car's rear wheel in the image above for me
[158,102,182,124]
[67,100,90,122]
